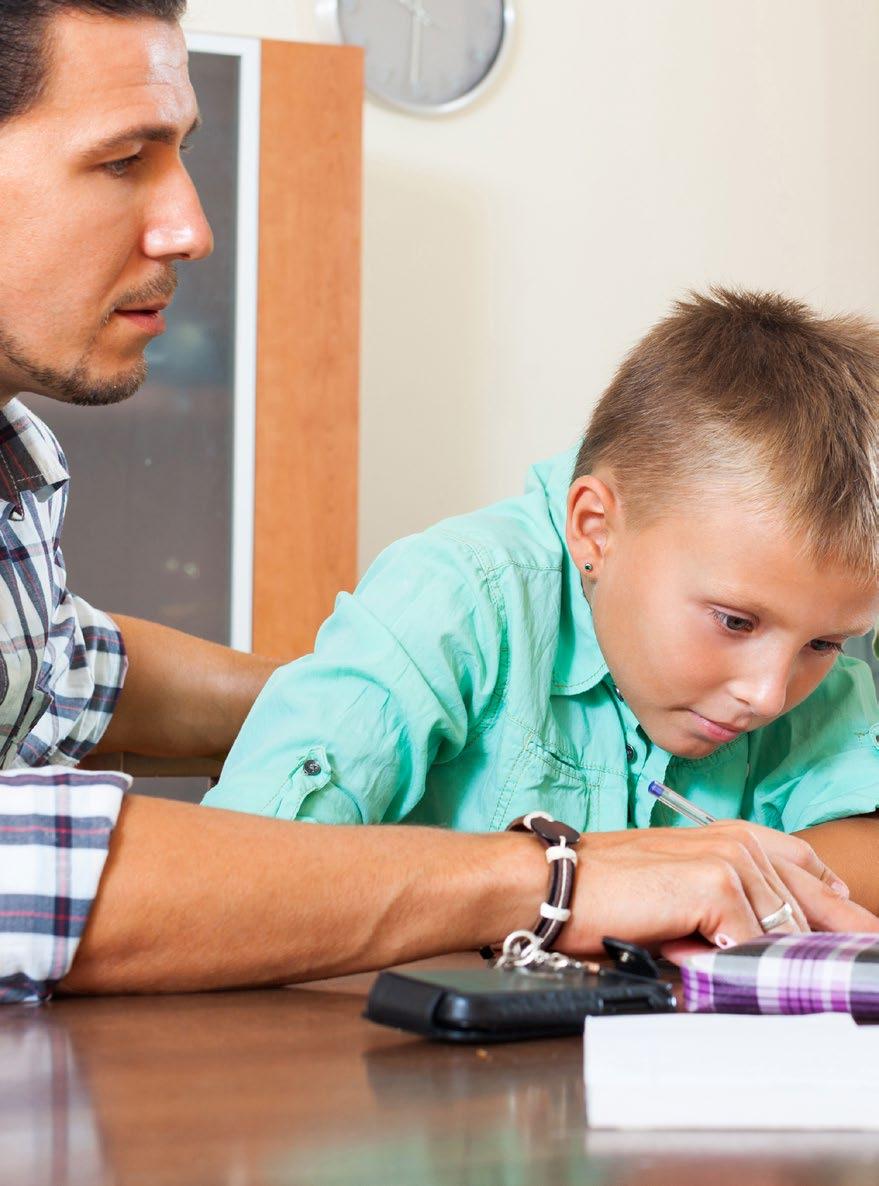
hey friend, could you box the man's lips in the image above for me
[688,710,748,743]
[113,302,169,336]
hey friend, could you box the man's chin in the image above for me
[27,361,147,407]
[0,328,149,407]
[66,359,148,406]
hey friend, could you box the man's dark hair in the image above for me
[0,1,186,125]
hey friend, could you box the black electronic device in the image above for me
[364,939,676,1043]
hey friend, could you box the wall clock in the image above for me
[316,0,515,115]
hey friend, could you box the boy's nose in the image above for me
[730,662,790,721]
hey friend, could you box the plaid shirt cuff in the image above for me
[0,768,130,1004]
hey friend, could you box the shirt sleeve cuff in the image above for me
[0,769,130,1004]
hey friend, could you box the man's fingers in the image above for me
[714,821,851,901]
[746,824,850,899]
[778,860,879,933]
[696,859,763,948]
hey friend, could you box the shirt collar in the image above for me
[525,448,610,696]
[0,399,69,508]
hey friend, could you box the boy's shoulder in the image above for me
[423,449,576,578]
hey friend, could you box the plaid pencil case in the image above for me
[680,933,879,1021]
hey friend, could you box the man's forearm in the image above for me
[93,615,279,758]
[796,815,879,915]
[59,796,546,995]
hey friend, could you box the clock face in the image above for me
[335,0,509,113]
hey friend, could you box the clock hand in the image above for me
[393,0,445,32]
[408,7,423,89]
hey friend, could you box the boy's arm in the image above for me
[205,533,504,824]
[92,615,279,759]
[795,814,879,915]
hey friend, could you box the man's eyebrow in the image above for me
[83,113,202,157]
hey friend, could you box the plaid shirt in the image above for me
[0,399,129,1003]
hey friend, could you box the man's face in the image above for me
[567,475,879,760]
[0,11,213,406]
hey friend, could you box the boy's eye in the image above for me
[711,609,754,634]
[808,638,844,654]
[102,153,143,177]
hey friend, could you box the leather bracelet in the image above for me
[480,811,582,961]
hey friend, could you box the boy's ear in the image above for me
[565,474,621,579]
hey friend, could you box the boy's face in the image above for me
[0,11,213,407]
[567,474,879,760]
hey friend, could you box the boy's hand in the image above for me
[558,823,879,955]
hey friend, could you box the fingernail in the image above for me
[714,933,735,949]
[830,879,850,899]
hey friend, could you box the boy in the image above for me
[205,289,879,920]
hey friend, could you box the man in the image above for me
[1,0,875,1005]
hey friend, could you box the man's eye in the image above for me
[809,639,844,654]
[710,609,754,634]
[102,154,143,177]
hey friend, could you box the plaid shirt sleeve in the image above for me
[0,767,130,1004]
[12,535,128,769]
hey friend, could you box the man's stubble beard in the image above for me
[0,269,176,407]
[0,320,148,407]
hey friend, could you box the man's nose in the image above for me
[142,169,214,263]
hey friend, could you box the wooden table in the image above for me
[3,954,879,1186]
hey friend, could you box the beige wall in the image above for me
[184,1,879,571]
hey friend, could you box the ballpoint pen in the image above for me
[648,780,810,934]
[647,780,717,827]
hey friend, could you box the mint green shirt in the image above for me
[205,450,879,833]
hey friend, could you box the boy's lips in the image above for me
[688,710,747,743]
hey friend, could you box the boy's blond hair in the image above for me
[575,288,879,579]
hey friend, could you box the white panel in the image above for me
[186,33,261,653]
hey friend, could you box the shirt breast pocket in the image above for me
[490,735,601,833]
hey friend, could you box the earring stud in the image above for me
[584,563,593,572]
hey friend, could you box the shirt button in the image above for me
[625,744,636,762]
[303,759,322,776]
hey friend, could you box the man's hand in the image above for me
[558,822,879,956]
[92,615,279,759]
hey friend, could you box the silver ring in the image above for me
[759,901,794,932]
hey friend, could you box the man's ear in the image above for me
[565,473,621,579]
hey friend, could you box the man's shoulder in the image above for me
[0,398,69,489]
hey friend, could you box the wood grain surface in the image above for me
[3,954,879,1186]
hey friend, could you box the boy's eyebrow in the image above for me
[83,113,202,157]
[711,591,874,638]
[835,620,876,639]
